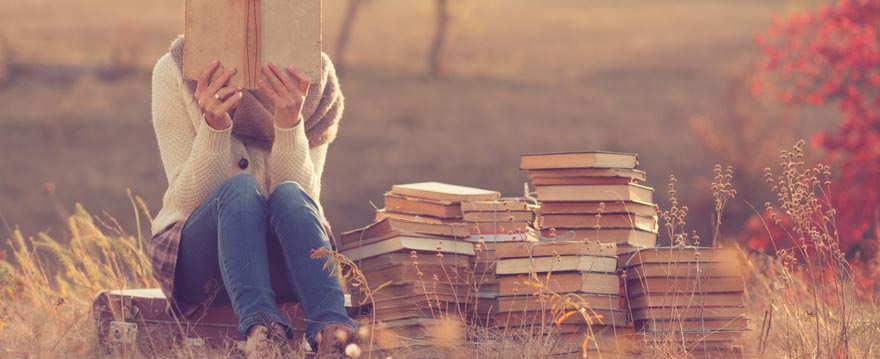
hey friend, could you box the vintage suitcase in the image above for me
[93,288,352,354]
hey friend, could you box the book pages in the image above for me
[261,0,322,82]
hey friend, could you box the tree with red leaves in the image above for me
[755,0,880,250]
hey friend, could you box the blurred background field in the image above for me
[0,0,831,243]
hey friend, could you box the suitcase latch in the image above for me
[120,296,140,320]
[184,337,205,348]
[108,321,137,344]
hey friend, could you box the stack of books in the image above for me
[460,198,537,324]
[340,182,500,345]
[462,198,535,237]
[339,217,473,345]
[520,151,659,254]
[375,182,500,224]
[493,241,632,356]
[619,247,747,357]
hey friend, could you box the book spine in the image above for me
[244,0,261,89]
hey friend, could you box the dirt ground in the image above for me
[0,0,832,243]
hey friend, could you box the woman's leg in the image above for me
[175,174,292,337]
[267,181,357,344]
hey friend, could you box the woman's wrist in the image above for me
[274,113,302,129]
[205,113,233,130]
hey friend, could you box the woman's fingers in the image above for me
[262,66,289,97]
[259,65,311,121]
[217,90,244,113]
[269,63,297,93]
[206,67,237,96]
[196,60,220,93]
[258,79,278,101]
[214,86,239,101]
[204,89,241,119]
[286,67,311,93]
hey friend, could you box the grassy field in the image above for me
[0,0,832,239]
[2,142,876,358]
[1,1,876,357]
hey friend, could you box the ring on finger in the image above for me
[214,92,222,100]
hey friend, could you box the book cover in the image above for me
[184,0,322,89]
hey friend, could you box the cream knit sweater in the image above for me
[150,52,328,236]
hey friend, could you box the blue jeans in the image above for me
[174,174,355,345]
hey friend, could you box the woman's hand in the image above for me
[258,63,311,129]
[195,60,243,130]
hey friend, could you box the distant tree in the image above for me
[428,0,451,77]
[334,0,457,77]
[0,32,11,87]
[756,0,880,249]
[334,0,368,75]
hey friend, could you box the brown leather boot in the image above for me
[244,325,273,359]
[245,323,290,359]
[314,323,357,358]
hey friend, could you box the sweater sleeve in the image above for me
[151,53,234,215]
[267,52,341,204]
[268,123,328,202]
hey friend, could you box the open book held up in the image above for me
[184,0,322,89]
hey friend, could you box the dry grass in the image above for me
[1,142,877,358]
[0,198,153,358]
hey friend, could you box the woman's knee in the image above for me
[270,182,311,204]
[216,174,266,207]
[268,182,318,217]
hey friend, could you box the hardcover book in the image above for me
[184,0,322,89]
